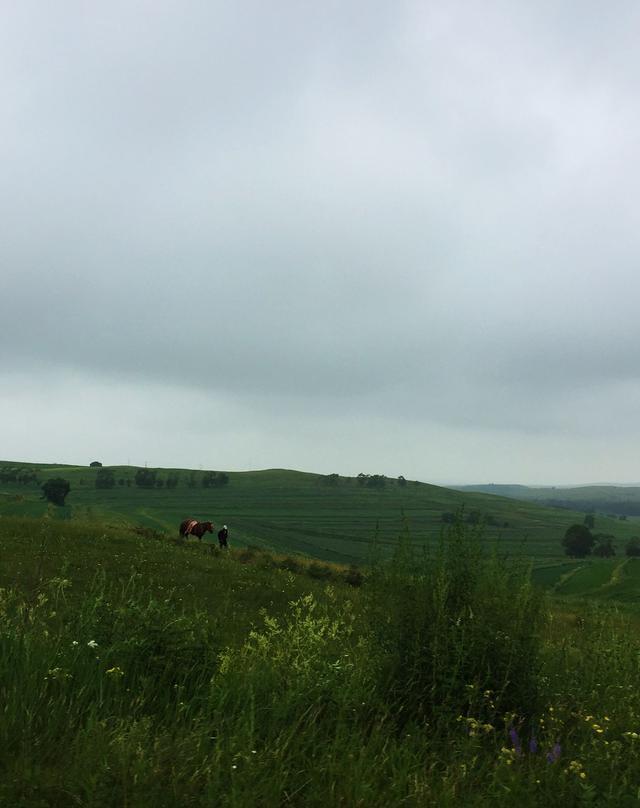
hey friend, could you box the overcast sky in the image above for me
[2,1,640,485]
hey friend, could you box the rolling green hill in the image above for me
[2,460,640,564]
[456,482,640,517]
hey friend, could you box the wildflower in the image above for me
[71,641,79,647]
[509,726,522,755]
[106,666,124,678]
[546,743,562,764]
[87,640,98,648]
[499,746,517,765]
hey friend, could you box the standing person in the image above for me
[217,524,229,549]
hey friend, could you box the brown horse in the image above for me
[179,519,215,541]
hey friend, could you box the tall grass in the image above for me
[369,519,546,728]
[1,516,640,805]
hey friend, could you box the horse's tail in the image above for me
[179,518,197,537]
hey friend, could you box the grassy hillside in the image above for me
[2,461,640,564]
[2,513,640,805]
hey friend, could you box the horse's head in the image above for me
[204,521,214,533]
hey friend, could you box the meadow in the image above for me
[2,510,640,806]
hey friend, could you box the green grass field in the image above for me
[2,511,640,805]
[3,461,640,566]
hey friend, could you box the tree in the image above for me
[89,461,103,468]
[366,474,386,489]
[584,513,595,529]
[202,471,229,488]
[562,524,594,558]
[625,537,640,557]
[41,478,71,506]
[397,475,407,487]
[135,468,157,488]
[166,473,180,489]
[592,534,616,557]
[95,468,115,489]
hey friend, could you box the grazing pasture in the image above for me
[3,462,640,565]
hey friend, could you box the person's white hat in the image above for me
[223,525,227,529]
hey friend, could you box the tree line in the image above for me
[562,521,640,558]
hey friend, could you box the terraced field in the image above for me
[530,557,640,604]
[2,461,640,567]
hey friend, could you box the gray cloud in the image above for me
[2,1,640,483]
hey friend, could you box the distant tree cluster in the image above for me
[89,461,103,468]
[132,468,229,490]
[95,468,115,489]
[202,471,229,488]
[561,525,631,558]
[135,468,159,488]
[166,473,180,489]
[0,466,39,485]
[357,473,387,490]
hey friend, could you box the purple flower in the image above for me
[546,743,561,764]
[509,726,522,755]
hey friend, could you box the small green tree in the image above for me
[41,478,71,506]
[562,524,594,558]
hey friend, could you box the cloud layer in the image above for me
[2,1,640,483]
